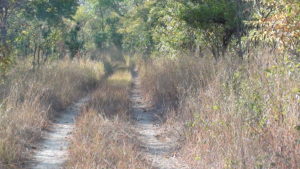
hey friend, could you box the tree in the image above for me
[25,0,78,25]
[120,0,155,56]
[180,0,249,59]
[0,0,79,71]
[249,0,300,56]
[65,22,84,59]
[150,0,197,57]
[78,0,125,61]
[26,0,79,63]
[0,0,26,73]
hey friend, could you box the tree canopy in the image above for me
[0,0,299,75]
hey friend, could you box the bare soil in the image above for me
[131,70,189,169]
[26,70,188,169]
[26,97,89,169]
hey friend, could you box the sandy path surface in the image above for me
[26,70,188,169]
[131,71,189,169]
[27,97,89,169]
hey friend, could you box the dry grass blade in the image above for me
[139,52,300,169]
[66,69,148,169]
[0,59,103,169]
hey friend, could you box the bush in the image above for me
[139,52,300,168]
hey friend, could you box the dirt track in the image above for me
[131,70,189,169]
[27,97,89,169]
[27,70,188,169]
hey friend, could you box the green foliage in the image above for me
[181,0,239,28]
[74,0,125,61]
[65,22,84,59]
[103,61,114,75]
[94,32,108,49]
[0,57,13,80]
[0,0,299,168]
[0,0,80,72]
[150,0,196,57]
[1,0,299,68]
[25,0,79,25]
[120,0,197,57]
[248,0,300,54]
[180,0,246,58]
[120,0,155,56]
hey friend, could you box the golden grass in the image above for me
[0,59,103,169]
[139,52,300,169]
[66,69,148,169]
[108,70,132,87]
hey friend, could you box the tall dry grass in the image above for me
[66,70,148,169]
[139,51,300,168]
[0,59,103,169]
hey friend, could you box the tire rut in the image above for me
[131,70,189,169]
[26,97,89,169]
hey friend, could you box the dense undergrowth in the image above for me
[139,50,300,169]
[66,70,147,169]
[0,59,103,168]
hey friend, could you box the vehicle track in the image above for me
[27,97,89,169]
[131,70,189,169]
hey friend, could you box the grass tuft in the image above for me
[139,52,300,169]
[0,59,103,168]
[66,69,147,169]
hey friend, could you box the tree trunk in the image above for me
[236,0,244,59]
[37,46,41,67]
[33,44,37,69]
[44,49,49,63]
[0,1,9,60]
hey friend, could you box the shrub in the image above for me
[140,52,300,168]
